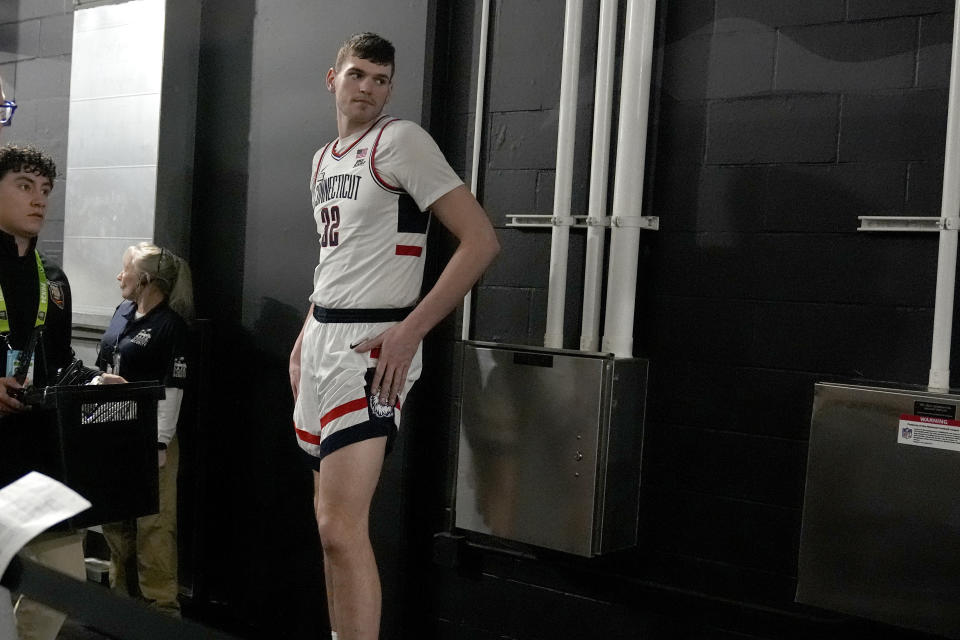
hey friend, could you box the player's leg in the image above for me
[314,469,337,635]
[314,436,387,640]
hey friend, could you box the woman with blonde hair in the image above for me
[96,241,193,615]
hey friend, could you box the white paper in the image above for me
[0,587,15,640]
[0,472,91,577]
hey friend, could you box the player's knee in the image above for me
[315,510,366,554]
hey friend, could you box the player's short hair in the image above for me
[335,32,396,77]
[0,145,57,185]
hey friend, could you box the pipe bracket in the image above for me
[508,214,588,228]
[610,215,659,230]
[506,214,663,230]
[858,216,958,232]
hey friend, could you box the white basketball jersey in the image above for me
[308,115,462,309]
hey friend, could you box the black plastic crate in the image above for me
[2,381,165,529]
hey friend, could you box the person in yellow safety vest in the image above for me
[0,138,86,640]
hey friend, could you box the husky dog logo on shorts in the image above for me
[368,393,394,419]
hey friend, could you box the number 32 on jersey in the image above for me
[319,205,340,248]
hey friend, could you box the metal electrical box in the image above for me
[797,382,960,639]
[455,341,648,557]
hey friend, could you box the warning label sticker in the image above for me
[898,414,960,452]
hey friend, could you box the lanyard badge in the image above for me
[5,348,34,381]
[5,326,40,382]
[0,252,48,384]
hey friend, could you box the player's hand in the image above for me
[289,347,302,402]
[353,321,424,407]
[0,376,26,415]
[99,373,127,384]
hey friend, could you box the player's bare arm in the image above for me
[354,184,499,404]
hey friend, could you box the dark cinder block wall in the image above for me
[424,1,960,639]
[4,0,960,638]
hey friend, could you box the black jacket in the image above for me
[0,230,73,387]
[0,230,74,487]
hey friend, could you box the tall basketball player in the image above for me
[289,33,499,640]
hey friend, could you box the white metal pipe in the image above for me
[462,0,491,342]
[545,0,584,349]
[580,0,619,352]
[601,0,657,358]
[929,3,960,390]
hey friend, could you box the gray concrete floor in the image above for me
[59,618,115,639]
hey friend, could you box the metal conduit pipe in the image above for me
[580,0,619,352]
[461,0,492,341]
[929,5,960,390]
[544,0,584,349]
[601,0,657,358]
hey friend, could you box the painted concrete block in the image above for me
[39,13,72,58]
[762,162,907,232]
[482,227,551,288]
[528,283,584,351]
[654,98,707,166]
[846,0,952,20]
[918,13,952,89]
[706,94,839,164]
[0,20,40,62]
[488,109,558,170]
[905,161,944,216]
[646,361,817,439]
[665,0,715,44]
[752,301,932,382]
[777,19,917,92]
[840,89,947,162]
[755,233,937,307]
[661,165,766,233]
[488,0,562,112]
[34,95,69,141]
[664,29,776,100]
[13,55,70,100]
[472,285,531,345]
[716,0,845,30]
[0,4,17,25]
[481,169,537,225]
[18,0,71,21]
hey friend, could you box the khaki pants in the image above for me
[102,436,179,614]
[13,531,86,640]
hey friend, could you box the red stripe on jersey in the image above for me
[370,347,381,359]
[320,397,368,428]
[395,245,423,257]
[331,115,391,159]
[295,426,322,445]
[370,118,404,193]
[312,142,332,187]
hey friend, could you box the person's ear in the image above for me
[326,67,336,93]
